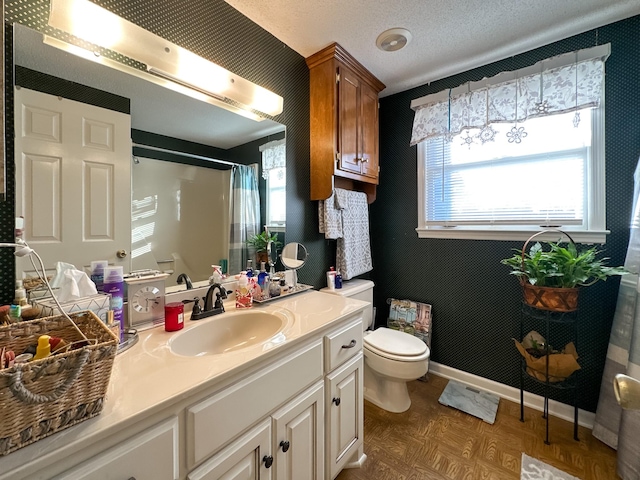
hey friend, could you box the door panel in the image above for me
[15,87,132,275]
[338,66,360,175]
[273,382,324,480]
[359,83,379,180]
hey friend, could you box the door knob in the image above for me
[116,249,127,258]
[280,440,290,452]
[332,397,341,406]
[263,455,274,468]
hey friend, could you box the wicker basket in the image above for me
[520,230,580,312]
[0,311,118,455]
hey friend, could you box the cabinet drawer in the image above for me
[187,340,323,468]
[54,417,179,480]
[324,318,363,372]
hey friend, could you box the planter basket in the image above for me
[0,311,118,455]
[521,283,579,312]
[519,230,580,312]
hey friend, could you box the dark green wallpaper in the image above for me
[372,15,640,413]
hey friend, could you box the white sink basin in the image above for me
[169,310,288,356]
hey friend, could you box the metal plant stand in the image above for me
[519,303,579,445]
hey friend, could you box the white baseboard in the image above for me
[428,361,595,429]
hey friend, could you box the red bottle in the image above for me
[164,302,184,331]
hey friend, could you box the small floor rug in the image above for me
[437,380,499,424]
[521,453,581,480]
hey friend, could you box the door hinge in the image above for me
[335,152,341,162]
[336,73,340,83]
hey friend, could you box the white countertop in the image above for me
[0,290,368,477]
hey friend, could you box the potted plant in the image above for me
[501,230,628,312]
[246,230,282,265]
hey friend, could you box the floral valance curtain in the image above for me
[410,55,605,146]
[260,139,286,179]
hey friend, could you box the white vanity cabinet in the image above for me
[0,294,367,480]
[272,382,324,480]
[323,320,364,480]
[188,419,273,480]
[53,417,179,480]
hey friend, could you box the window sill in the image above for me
[415,227,609,243]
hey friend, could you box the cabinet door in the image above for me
[337,66,361,175]
[325,353,363,480]
[359,82,379,180]
[273,381,324,480]
[54,417,179,480]
[188,419,273,480]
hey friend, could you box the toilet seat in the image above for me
[364,327,430,362]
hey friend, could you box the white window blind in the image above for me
[260,139,286,229]
[413,45,609,242]
[423,110,589,227]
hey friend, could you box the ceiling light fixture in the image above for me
[47,0,283,119]
[376,28,412,52]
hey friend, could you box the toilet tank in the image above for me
[320,279,374,330]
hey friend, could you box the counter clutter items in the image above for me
[0,291,369,479]
[0,311,118,456]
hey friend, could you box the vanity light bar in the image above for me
[42,36,267,122]
[47,0,284,118]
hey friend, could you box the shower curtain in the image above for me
[593,157,640,479]
[228,165,260,276]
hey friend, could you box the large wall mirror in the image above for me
[12,22,286,289]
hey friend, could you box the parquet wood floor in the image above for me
[336,374,618,480]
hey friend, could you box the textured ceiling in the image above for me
[224,0,640,96]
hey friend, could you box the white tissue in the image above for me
[50,262,98,302]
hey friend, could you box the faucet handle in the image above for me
[214,292,225,312]
[191,297,202,315]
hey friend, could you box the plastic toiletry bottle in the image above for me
[33,335,51,360]
[13,280,28,306]
[326,267,336,290]
[268,276,281,297]
[209,265,223,284]
[258,262,269,289]
[335,271,343,289]
[246,260,254,278]
[90,260,108,293]
[235,271,253,308]
[103,266,125,341]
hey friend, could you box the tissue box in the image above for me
[32,293,111,322]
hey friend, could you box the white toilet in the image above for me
[321,280,430,413]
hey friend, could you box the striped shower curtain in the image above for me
[228,165,260,275]
[592,157,640,479]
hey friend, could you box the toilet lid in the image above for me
[364,327,428,357]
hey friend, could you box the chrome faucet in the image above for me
[176,273,193,290]
[191,283,228,321]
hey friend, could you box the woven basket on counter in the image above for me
[0,311,118,456]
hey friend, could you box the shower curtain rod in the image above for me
[132,143,243,167]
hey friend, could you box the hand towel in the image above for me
[334,189,372,280]
[318,192,342,240]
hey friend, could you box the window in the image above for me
[265,166,286,229]
[411,46,609,242]
[260,138,286,231]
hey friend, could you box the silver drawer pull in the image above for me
[342,339,357,349]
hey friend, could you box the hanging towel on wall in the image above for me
[319,189,373,279]
[335,189,372,279]
[318,191,343,239]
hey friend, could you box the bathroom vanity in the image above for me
[0,291,367,480]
